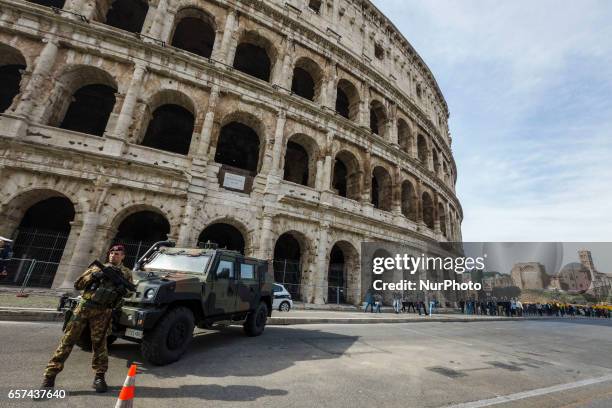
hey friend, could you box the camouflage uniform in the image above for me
[44,262,133,377]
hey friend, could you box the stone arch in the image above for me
[332,149,361,201]
[49,65,118,136]
[0,43,27,113]
[401,180,417,221]
[198,220,247,254]
[438,202,447,237]
[291,57,323,102]
[111,207,171,267]
[282,133,319,188]
[422,191,434,229]
[233,30,278,82]
[397,118,412,154]
[371,165,392,211]
[171,7,216,59]
[327,240,359,304]
[417,134,429,165]
[1,189,76,287]
[273,230,311,300]
[369,99,387,136]
[214,111,265,175]
[335,78,360,121]
[103,0,149,33]
[140,89,196,155]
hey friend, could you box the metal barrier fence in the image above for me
[0,258,60,289]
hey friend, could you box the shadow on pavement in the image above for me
[109,325,360,381]
[70,384,288,401]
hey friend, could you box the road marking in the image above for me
[444,373,612,408]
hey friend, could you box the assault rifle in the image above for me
[90,260,137,294]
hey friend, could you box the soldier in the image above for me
[41,244,133,393]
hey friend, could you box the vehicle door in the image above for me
[236,257,259,312]
[206,256,237,316]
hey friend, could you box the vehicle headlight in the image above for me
[144,288,156,300]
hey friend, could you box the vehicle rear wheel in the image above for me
[141,307,195,365]
[279,301,291,312]
[244,302,268,337]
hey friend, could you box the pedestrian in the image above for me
[41,244,134,393]
[374,293,383,313]
[459,299,465,314]
[0,237,12,278]
[392,291,402,314]
[364,289,375,313]
[429,296,436,316]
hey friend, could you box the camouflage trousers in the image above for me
[44,302,113,377]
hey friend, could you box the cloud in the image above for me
[372,0,612,241]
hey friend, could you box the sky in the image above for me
[371,0,612,242]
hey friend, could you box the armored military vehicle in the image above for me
[59,241,273,365]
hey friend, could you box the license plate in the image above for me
[125,328,143,339]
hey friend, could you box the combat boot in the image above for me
[92,373,108,393]
[41,375,55,389]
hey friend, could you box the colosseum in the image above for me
[0,0,462,305]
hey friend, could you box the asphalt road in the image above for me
[0,319,611,408]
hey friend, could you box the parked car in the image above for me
[272,283,293,312]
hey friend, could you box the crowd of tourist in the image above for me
[458,298,611,318]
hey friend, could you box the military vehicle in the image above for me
[59,241,273,365]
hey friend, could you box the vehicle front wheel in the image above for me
[244,302,268,337]
[279,301,291,312]
[141,307,195,365]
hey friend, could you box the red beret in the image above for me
[109,244,125,252]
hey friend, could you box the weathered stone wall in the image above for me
[0,0,462,305]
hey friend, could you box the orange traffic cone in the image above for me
[115,364,137,408]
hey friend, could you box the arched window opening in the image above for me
[113,210,170,268]
[141,104,194,155]
[397,119,411,154]
[283,141,309,186]
[171,9,216,59]
[215,122,260,174]
[291,67,315,100]
[0,64,25,113]
[369,100,386,136]
[417,134,428,164]
[371,166,392,211]
[105,0,149,33]
[273,233,303,300]
[438,203,447,236]
[233,37,273,82]
[332,151,360,201]
[335,79,359,121]
[422,192,434,229]
[26,0,65,8]
[199,223,245,254]
[328,244,347,304]
[401,181,417,221]
[60,84,116,136]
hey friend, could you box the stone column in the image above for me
[392,165,402,214]
[359,84,370,128]
[416,180,423,225]
[312,222,330,304]
[147,0,169,40]
[106,64,147,154]
[361,151,372,202]
[258,214,274,260]
[210,29,225,61]
[194,85,220,160]
[176,200,196,247]
[322,155,333,191]
[275,38,294,90]
[267,110,287,175]
[56,211,100,289]
[388,105,398,145]
[14,38,60,120]
[219,11,238,65]
[322,61,337,109]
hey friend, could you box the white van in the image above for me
[272,283,293,312]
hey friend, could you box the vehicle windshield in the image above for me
[143,250,211,274]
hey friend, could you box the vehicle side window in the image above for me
[240,263,256,280]
[216,259,234,279]
[272,285,281,293]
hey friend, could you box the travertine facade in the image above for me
[0,0,462,304]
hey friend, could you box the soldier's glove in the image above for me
[92,270,104,280]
